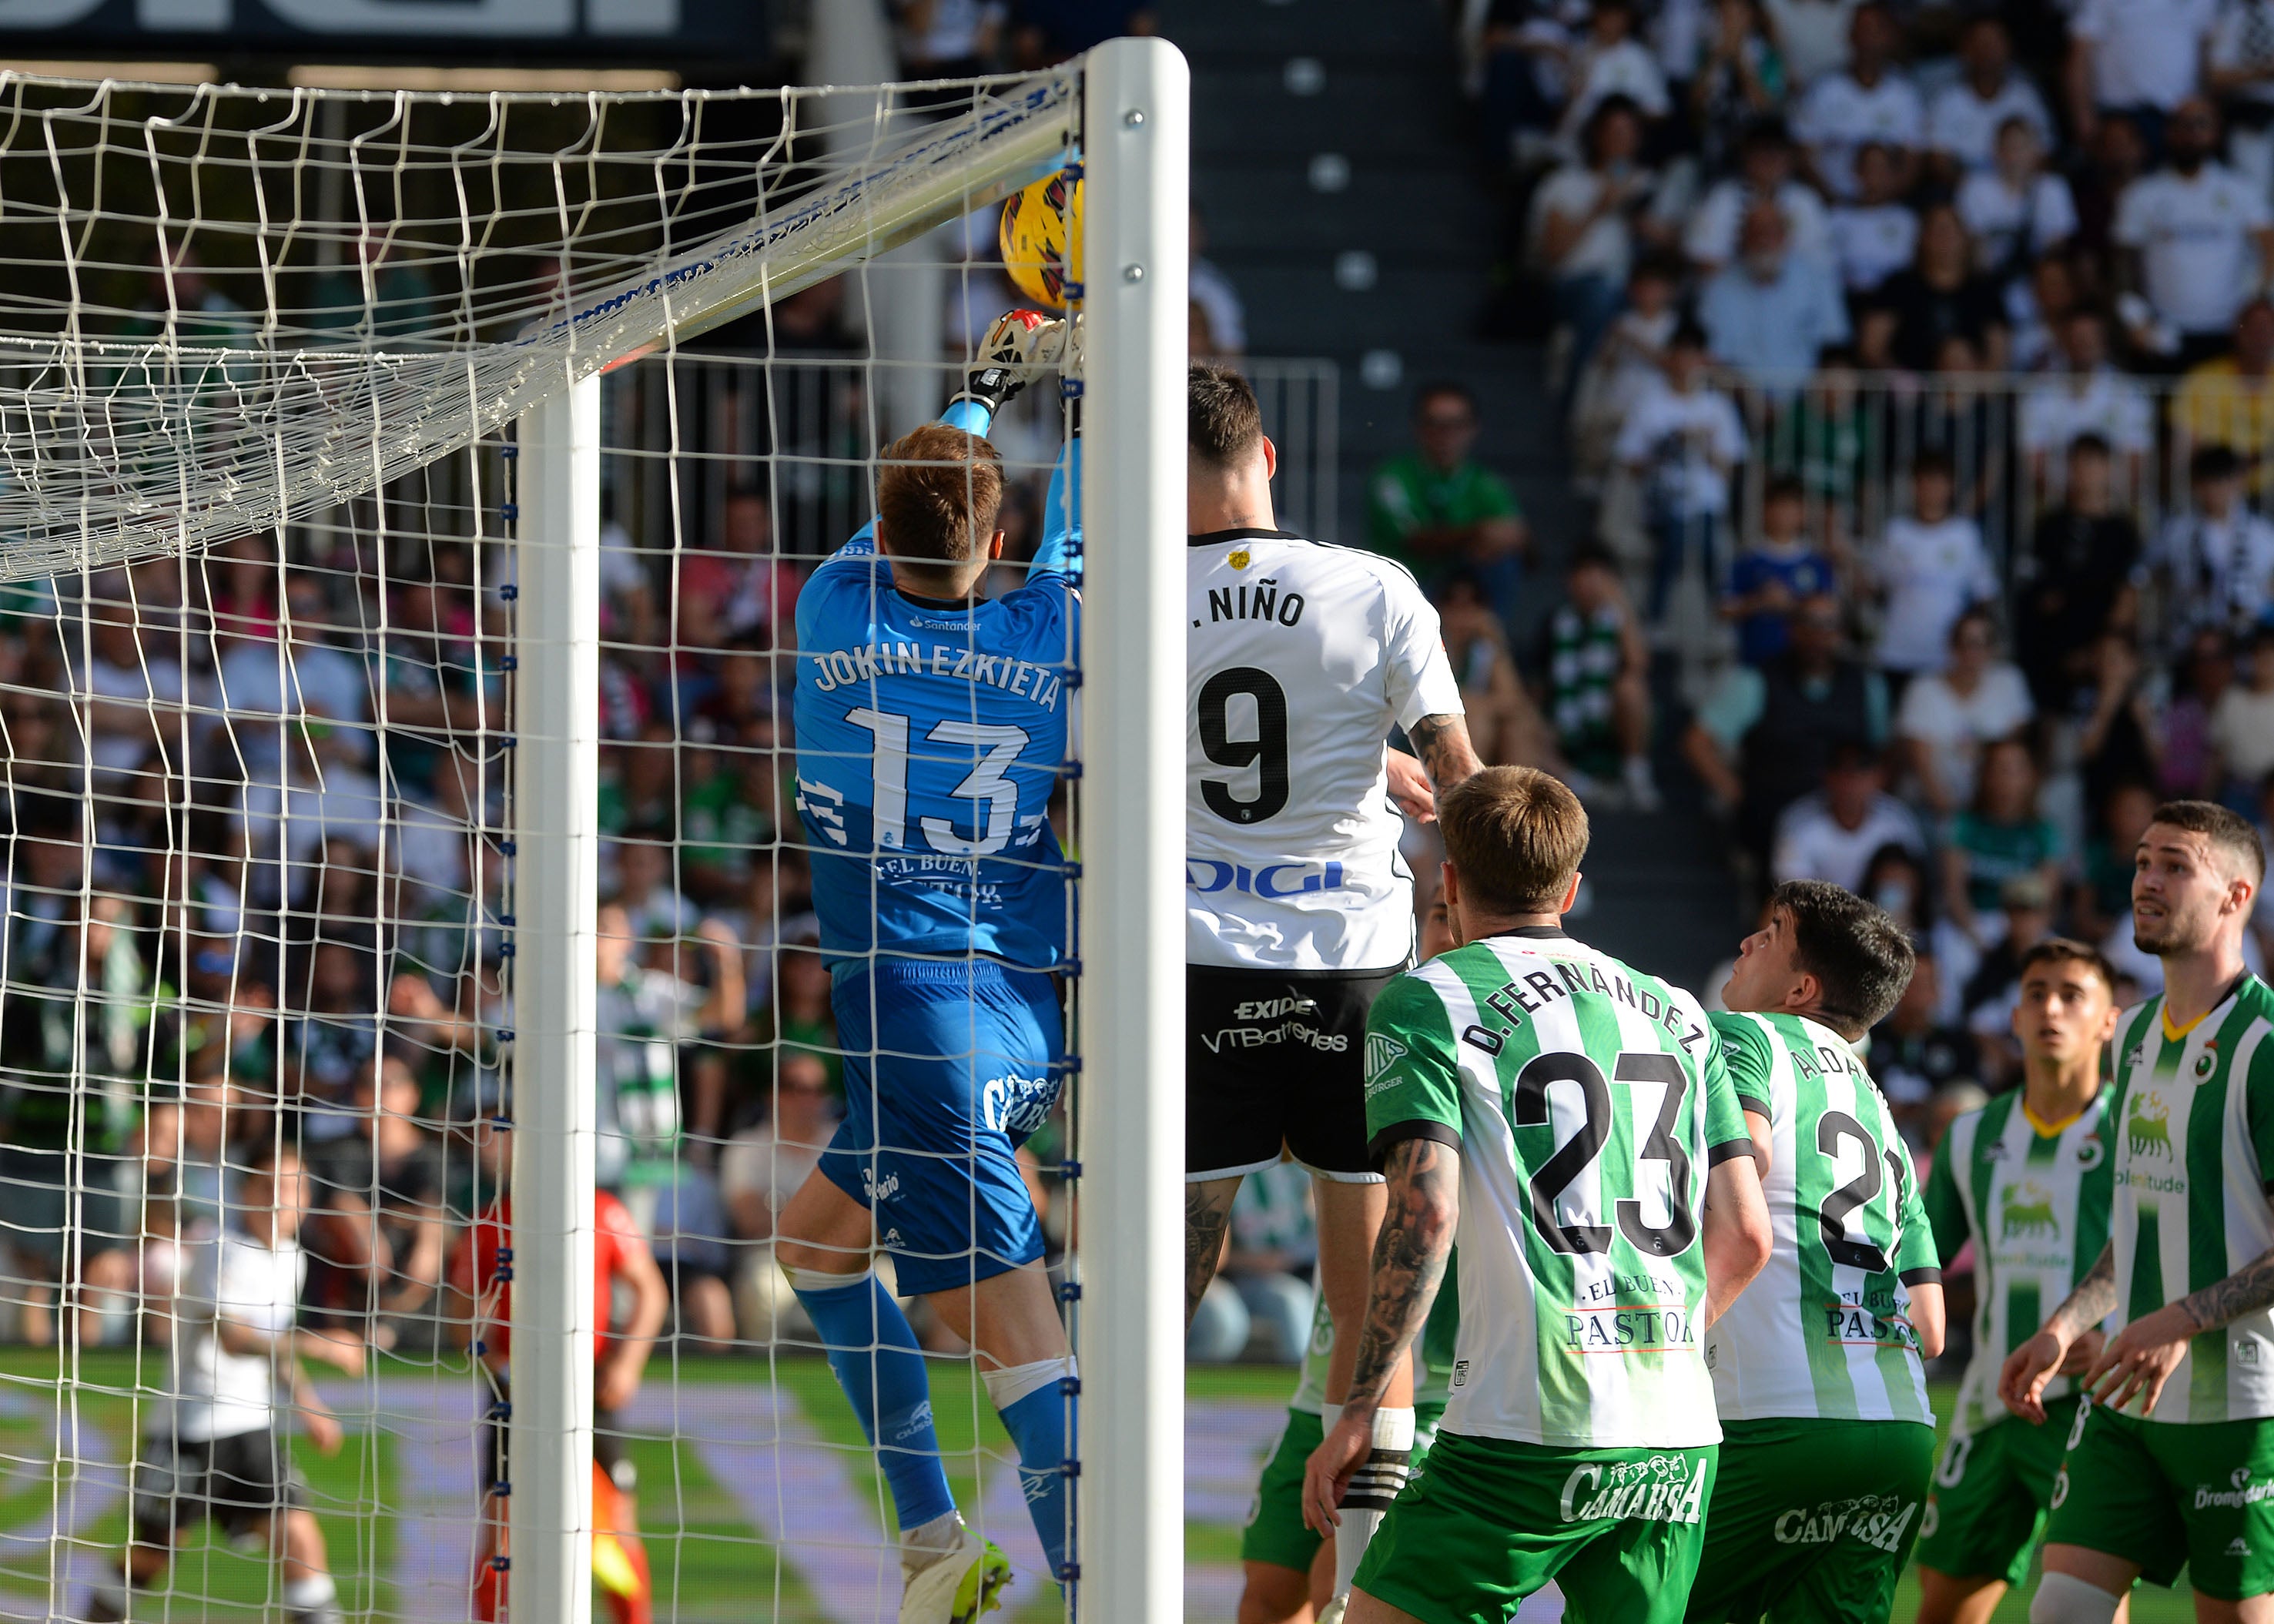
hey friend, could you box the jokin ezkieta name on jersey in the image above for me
[806,640,1067,711]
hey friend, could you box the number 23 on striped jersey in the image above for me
[1515,1049,1697,1258]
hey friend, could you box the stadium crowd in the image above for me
[1365,0,2274,1173]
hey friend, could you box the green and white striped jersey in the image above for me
[1923,1087,2115,1438]
[1363,927,1751,1450]
[1702,1012,1940,1426]
[2105,976,2274,1424]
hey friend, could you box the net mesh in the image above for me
[0,63,1117,1624]
[0,69,1075,580]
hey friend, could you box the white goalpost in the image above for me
[0,37,1187,1624]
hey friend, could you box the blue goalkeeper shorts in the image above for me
[818,957,1063,1296]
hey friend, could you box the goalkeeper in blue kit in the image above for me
[774,311,1077,1624]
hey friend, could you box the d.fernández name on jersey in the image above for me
[1703,1010,1940,1428]
[2105,973,2274,1424]
[793,417,1077,973]
[1924,1086,2112,1438]
[1361,927,1753,1451]
[1187,528,1463,973]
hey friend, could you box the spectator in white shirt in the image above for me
[2210,0,2274,205]
[1761,0,1862,89]
[1827,142,1920,293]
[2065,0,2219,146]
[1613,319,1748,623]
[1531,97,1660,381]
[1958,117,2078,285]
[1791,2,1924,200]
[1684,117,1834,273]
[1870,451,1998,680]
[2156,444,2274,635]
[2213,624,2274,797]
[2115,97,2274,367]
[2019,307,2155,501]
[1556,0,1673,150]
[1924,16,2054,182]
[1894,608,2036,817]
[1697,201,1852,374]
[1771,742,1929,890]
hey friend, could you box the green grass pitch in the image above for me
[0,1349,2194,1622]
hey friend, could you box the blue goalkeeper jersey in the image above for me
[793,407,1079,975]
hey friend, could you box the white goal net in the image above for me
[0,43,1188,1624]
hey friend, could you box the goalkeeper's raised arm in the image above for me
[777,307,1083,1624]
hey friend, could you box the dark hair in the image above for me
[1413,379,1478,419]
[1769,879,1918,1036]
[1565,541,1623,577]
[1632,250,1686,286]
[1439,766,1591,916]
[2018,936,2118,996]
[1586,93,1644,155]
[2150,798,2268,886]
[1826,740,1884,776]
[1764,474,1805,505]
[2066,430,2112,460]
[1669,317,1710,351]
[2192,444,2245,484]
[1188,360,1264,467]
[1911,449,1955,481]
[875,424,1003,569]
[1740,116,1793,152]
[1860,840,1935,930]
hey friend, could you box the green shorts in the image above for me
[1685,1417,1935,1624]
[2044,1400,2274,1600]
[1240,1398,1449,1572]
[1913,1401,2082,1588]
[1354,1429,1716,1624]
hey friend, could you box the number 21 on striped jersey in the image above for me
[846,706,1030,856]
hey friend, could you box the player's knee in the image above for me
[2029,1572,2123,1624]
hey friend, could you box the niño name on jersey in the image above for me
[2105,976,2274,1423]
[1362,929,1753,1450]
[1703,1012,1940,1427]
[1187,528,1462,972]
[793,425,1077,974]
[1924,1087,2115,1438]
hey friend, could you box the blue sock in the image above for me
[791,1270,956,1533]
[989,1361,1074,1582]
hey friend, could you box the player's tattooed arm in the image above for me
[1342,1137,1462,1417]
[1405,714,1483,794]
[2179,1242,2274,1332]
[2045,1242,2120,1341]
[1183,1180,1238,1328]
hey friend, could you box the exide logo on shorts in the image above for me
[1187,859,1347,899]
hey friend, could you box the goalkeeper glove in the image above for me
[953,309,1068,412]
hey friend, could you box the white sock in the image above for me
[2029,1572,2122,1624]
[283,1574,337,1612]
[1325,1405,1414,1598]
[900,1508,966,1579]
[982,1356,1074,1412]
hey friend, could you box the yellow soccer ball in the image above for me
[999,167,1083,310]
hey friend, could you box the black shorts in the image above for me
[1186,963,1403,1181]
[478,1391,631,1497]
[132,1430,310,1543]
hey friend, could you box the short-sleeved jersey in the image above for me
[1187,528,1462,972]
[1363,928,1752,1449]
[449,1189,648,1368]
[793,410,1077,974]
[2104,977,2274,1423]
[168,1232,306,1442]
[1924,1087,2115,1438]
[1703,1012,1940,1426]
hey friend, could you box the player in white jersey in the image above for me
[1304,767,1773,1624]
[85,1146,365,1624]
[1182,361,1483,1604]
[2001,800,2274,1622]
[1914,939,2122,1624]
[1688,880,1946,1624]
